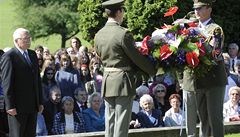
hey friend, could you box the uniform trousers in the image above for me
[196,86,225,137]
[105,96,133,137]
[8,112,37,137]
[183,90,197,137]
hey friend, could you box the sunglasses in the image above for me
[47,73,54,75]
[156,90,165,93]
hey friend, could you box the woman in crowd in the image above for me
[80,64,92,85]
[163,94,185,127]
[70,55,79,70]
[137,94,164,128]
[88,56,103,93]
[41,57,56,77]
[70,37,81,54]
[52,96,86,134]
[43,47,51,59]
[152,84,170,116]
[55,53,83,97]
[42,86,62,135]
[37,53,44,72]
[148,74,166,95]
[83,92,105,132]
[223,86,240,122]
[42,66,57,102]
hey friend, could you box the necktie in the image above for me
[232,59,235,72]
[23,51,32,65]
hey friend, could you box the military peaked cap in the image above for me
[193,0,216,8]
[102,0,124,9]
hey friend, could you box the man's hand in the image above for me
[38,105,44,113]
[7,108,17,116]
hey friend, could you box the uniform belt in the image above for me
[104,67,131,72]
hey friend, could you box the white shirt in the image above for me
[223,100,240,122]
[163,108,185,126]
[65,114,74,134]
[230,57,238,72]
[132,100,140,114]
[15,45,29,56]
[76,101,83,112]
[198,18,212,29]
[198,18,212,37]
[224,76,237,102]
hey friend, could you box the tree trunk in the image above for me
[61,33,67,48]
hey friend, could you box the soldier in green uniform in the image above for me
[94,0,156,137]
[179,0,227,137]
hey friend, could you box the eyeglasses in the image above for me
[194,6,206,11]
[156,90,165,93]
[47,73,54,75]
[19,37,31,41]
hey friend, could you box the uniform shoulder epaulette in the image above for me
[206,23,223,37]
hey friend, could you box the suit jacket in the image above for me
[73,100,88,113]
[137,109,164,128]
[94,22,156,97]
[42,100,62,135]
[52,111,86,134]
[178,19,227,91]
[0,47,43,113]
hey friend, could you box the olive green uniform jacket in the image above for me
[178,20,227,91]
[94,22,156,97]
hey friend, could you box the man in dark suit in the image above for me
[94,0,156,137]
[228,43,240,73]
[0,28,44,137]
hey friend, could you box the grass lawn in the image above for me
[225,133,240,137]
[0,0,90,53]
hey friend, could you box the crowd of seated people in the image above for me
[1,41,240,136]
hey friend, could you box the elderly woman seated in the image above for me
[83,92,105,132]
[52,96,86,134]
[223,86,240,122]
[137,94,164,128]
[163,94,185,127]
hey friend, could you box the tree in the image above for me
[125,0,194,41]
[78,0,106,45]
[13,0,80,48]
[212,0,240,49]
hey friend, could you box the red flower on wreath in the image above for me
[140,36,151,55]
[186,52,199,67]
[188,22,198,27]
[161,24,173,29]
[164,6,179,17]
[179,28,190,35]
[160,45,173,60]
[196,42,206,56]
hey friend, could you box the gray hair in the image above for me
[228,86,240,97]
[87,92,102,108]
[139,94,153,108]
[229,43,239,51]
[74,87,87,96]
[49,86,61,96]
[61,96,74,104]
[13,28,29,46]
